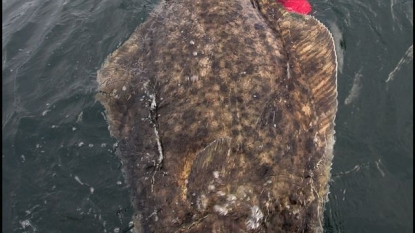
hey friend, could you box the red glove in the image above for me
[277,0,311,14]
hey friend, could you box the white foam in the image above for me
[74,176,84,185]
[76,111,83,123]
[328,22,344,74]
[20,219,36,231]
[375,159,386,177]
[344,72,362,105]
[386,44,413,83]
[42,110,50,116]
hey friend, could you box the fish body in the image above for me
[96,0,338,232]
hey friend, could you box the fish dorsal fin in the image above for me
[255,0,338,136]
[272,13,338,230]
[278,14,338,135]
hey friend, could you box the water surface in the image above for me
[3,0,413,232]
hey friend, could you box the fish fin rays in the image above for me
[279,15,338,135]
[254,1,338,135]
[187,138,232,197]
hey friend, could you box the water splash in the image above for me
[386,44,413,84]
[344,72,363,105]
[328,22,344,74]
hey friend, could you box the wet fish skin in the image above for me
[96,0,337,232]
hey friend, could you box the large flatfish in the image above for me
[96,0,337,232]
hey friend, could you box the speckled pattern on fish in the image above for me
[96,0,337,232]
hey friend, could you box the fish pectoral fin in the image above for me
[186,137,232,198]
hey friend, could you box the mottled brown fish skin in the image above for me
[96,0,337,232]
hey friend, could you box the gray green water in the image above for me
[2,0,413,232]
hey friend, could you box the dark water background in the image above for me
[2,0,413,232]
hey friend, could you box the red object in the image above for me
[277,0,312,15]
